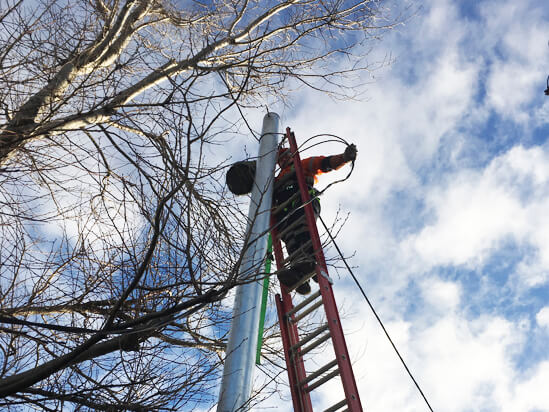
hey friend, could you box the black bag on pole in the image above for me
[226,161,257,195]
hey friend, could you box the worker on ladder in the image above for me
[273,143,357,294]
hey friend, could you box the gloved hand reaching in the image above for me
[343,144,357,162]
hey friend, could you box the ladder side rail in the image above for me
[275,295,305,412]
[272,221,313,412]
[286,128,363,412]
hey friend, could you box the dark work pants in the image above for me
[274,187,320,275]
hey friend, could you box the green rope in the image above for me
[255,234,272,365]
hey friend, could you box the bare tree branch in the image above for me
[0,0,406,408]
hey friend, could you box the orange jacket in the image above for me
[277,154,347,184]
[277,156,326,181]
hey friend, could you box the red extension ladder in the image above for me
[271,128,363,412]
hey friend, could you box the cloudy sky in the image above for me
[241,0,549,411]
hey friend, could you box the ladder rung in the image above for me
[300,359,338,387]
[286,271,313,293]
[292,298,323,324]
[276,216,304,239]
[283,266,318,294]
[305,369,340,393]
[286,290,321,318]
[290,324,329,353]
[272,192,301,215]
[323,399,348,412]
[299,330,331,357]
[281,239,314,266]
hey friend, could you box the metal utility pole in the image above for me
[217,112,279,412]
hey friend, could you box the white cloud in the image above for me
[403,172,523,267]
[505,361,549,412]
[310,293,537,412]
[403,145,549,271]
[416,315,520,412]
[487,62,543,123]
[479,0,549,122]
[421,278,461,311]
[514,257,549,288]
[536,306,549,329]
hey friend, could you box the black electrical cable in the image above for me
[285,133,356,195]
[318,215,435,412]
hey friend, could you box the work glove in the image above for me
[343,144,357,162]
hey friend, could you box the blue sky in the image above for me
[223,0,549,410]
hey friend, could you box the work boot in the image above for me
[277,269,311,295]
[296,281,311,295]
[295,261,317,282]
[277,268,301,288]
